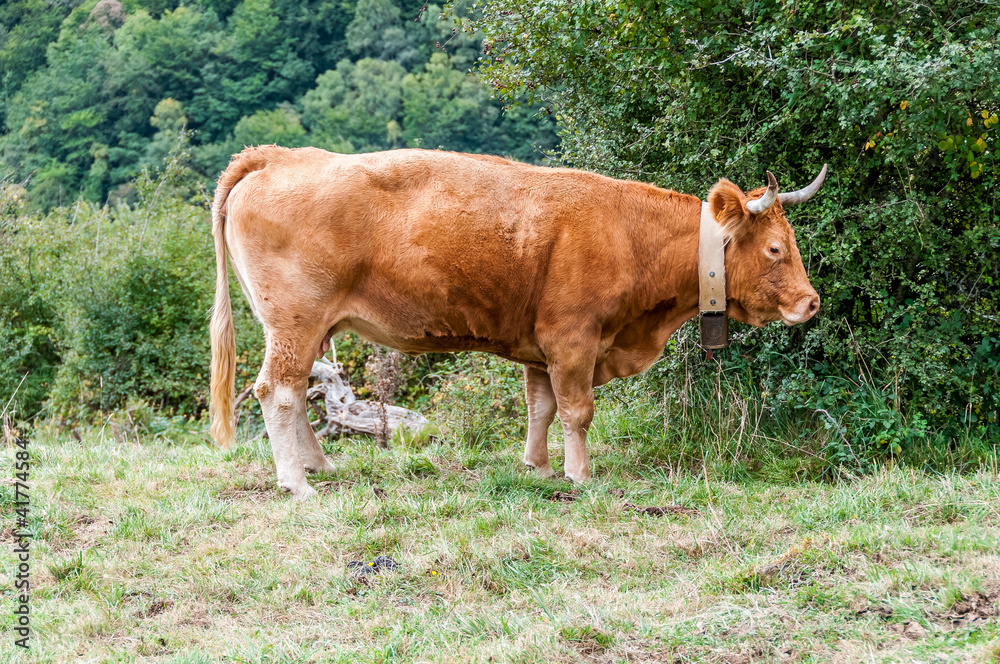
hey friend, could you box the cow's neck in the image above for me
[649,194,703,326]
[594,195,704,384]
[596,185,705,314]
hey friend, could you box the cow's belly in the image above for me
[335,314,547,367]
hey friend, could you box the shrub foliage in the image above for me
[475,0,1000,454]
[0,157,264,420]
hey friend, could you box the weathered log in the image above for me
[307,357,430,440]
[255,356,430,441]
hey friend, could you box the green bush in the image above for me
[0,159,265,421]
[476,0,1000,458]
[429,353,525,449]
[0,185,60,417]
[62,254,213,412]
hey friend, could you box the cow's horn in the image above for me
[778,164,828,206]
[745,171,779,215]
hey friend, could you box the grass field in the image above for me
[2,397,999,663]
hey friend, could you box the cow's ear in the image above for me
[708,178,751,240]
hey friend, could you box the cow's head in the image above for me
[708,166,826,327]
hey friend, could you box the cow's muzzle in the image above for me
[779,292,820,325]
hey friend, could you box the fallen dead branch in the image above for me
[307,357,430,440]
[246,357,430,441]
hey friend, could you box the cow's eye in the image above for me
[769,247,780,255]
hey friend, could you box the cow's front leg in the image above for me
[523,365,557,477]
[545,344,598,483]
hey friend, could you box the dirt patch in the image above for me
[868,551,892,567]
[550,490,578,503]
[624,502,700,517]
[315,480,344,493]
[216,481,275,503]
[860,588,999,630]
[180,607,212,629]
[568,641,607,658]
[73,513,95,526]
[886,620,927,640]
[606,489,699,517]
[856,605,894,619]
[43,513,100,552]
[716,655,751,664]
[74,516,111,547]
[123,590,154,603]
[938,590,998,626]
[140,599,174,618]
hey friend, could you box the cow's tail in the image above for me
[209,148,270,450]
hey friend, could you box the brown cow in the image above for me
[209,147,824,498]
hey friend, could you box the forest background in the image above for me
[1,0,999,472]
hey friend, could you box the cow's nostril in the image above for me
[808,296,820,315]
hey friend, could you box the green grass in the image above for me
[1,405,999,663]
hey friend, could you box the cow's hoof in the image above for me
[564,469,592,484]
[525,462,556,478]
[291,484,317,500]
[279,481,317,500]
[306,456,336,474]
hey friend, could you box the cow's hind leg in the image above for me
[523,366,557,477]
[255,335,318,499]
[296,404,335,474]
